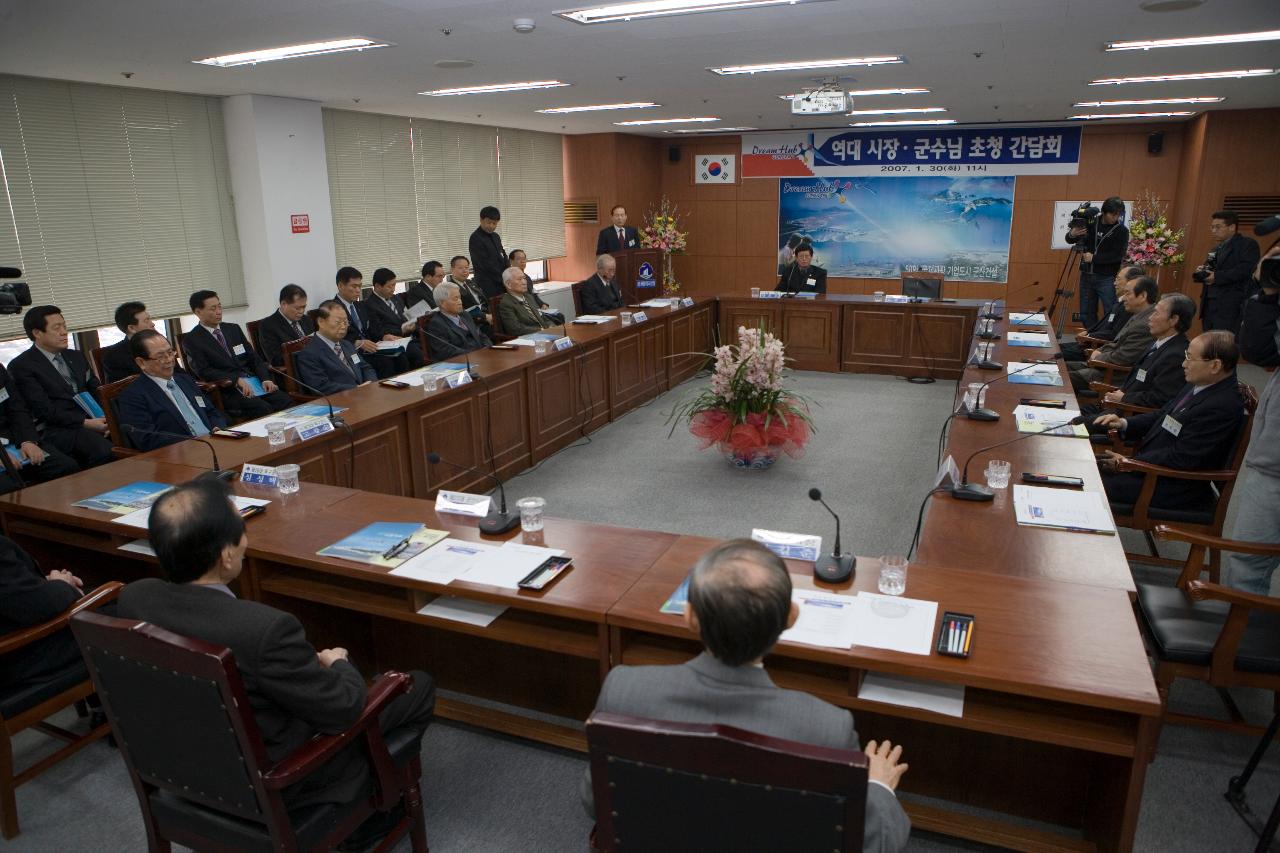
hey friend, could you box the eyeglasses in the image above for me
[1183,355,1215,363]
[146,349,177,361]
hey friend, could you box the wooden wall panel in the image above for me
[574,342,610,429]
[479,373,531,479]
[338,418,411,496]
[412,391,486,495]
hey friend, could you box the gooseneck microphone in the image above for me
[122,424,236,481]
[951,415,1087,502]
[963,353,1066,422]
[418,325,482,380]
[808,487,855,583]
[427,452,519,535]
[263,362,345,428]
[982,280,1044,320]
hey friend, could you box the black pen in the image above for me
[381,537,411,560]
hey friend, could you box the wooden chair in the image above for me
[1134,525,1280,739]
[279,338,318,400]
[87,346,108,384]
[901,270,943,300]
[1085,357,1131,388]
[586,711,868,853]
[1106,382,1259,576]
[571,281,585,316]
[246,319,263,359]
[1,582,122,839]
[489,295,507,338]
[69,611,428,853]
[98,375,140,457]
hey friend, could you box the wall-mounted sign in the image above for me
[290,214,310,234]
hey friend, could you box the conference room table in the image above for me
[0,296,1161,851]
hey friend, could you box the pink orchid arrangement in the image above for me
[1126,191,1185,267]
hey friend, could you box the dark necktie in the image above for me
[618,227,625,247]
[1170,387,1194,413]
[291,320,303,338]
[334,342,357,378]
[53,353,78,392]
[211,326,231,355]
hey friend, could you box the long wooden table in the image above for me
[0,297,1159,851]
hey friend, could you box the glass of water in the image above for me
[620,311,633,326]
[750,287,761,298]
[873,291,886,302]
[878,555,908,596]
[985,459,1012,489]
[516,496,546,532]
[276,463,300,494]
[965,382,986,410]
[422,374,440,393]
[265,421,288,446]
[534,339,549,355]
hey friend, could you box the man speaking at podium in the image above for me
[776,244,827,294]
[596,205,639,254]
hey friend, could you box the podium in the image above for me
[612,248,662,305]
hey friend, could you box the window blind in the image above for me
[0,75,244,337]
[323,109,565,277]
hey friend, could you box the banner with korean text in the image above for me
[743,125,1081,178]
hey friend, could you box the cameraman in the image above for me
[1225,241,1280,595]
[1196,210,1260,333]
[1065,197,1129,328]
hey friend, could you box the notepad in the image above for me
[851,593,938,656]
[73,481,172,514]
[1013,405,1087,437]
[1013,485,1116,534]
[780,589,858,649]
[1006,361,1064,386]
[1007,331,1052,348]
[317,523,448,568]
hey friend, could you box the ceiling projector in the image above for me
[791,90,848,116]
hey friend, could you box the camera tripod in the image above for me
[1044,244,1083,339]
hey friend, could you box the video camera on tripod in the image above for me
[1068,201,1100,230]
[0,268,32,315]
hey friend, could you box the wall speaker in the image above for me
[1147,132,1164,155]
[668,145,681,163]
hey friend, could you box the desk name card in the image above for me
[554,336,573,351]
[240,464,279,486]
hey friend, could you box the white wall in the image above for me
[222,95,337,325]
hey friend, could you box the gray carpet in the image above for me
[7,368,1279,852]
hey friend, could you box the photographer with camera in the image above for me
[1226,239,1280,595]
[1065,198,1129,328]
[1195,210,1260,333]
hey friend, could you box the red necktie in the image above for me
[618,228,625,247]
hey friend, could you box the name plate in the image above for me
[445,370,472,389]
[435,490,492,517]
[758,290,784,299]
[294,417,335,442]
[240,464,279,486]
[632,311,648,323]
[554,336,573,351]
[680,297,694,308]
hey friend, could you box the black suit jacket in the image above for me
[1117,335,1190,409]
[403,281,438,311]
[423,312,492,361]
[363,293,413,341]
[295,335,378,395]
[100,338,141,383]
[1086,306,1130,342]
[257,310,316,368]
[596,225,640,255]
[468,227,508,299]
[10,346,100,430]
[776,263,828,294]
[1205,233,1261,302]
[118,579,368,806]
[1239,291,1280,368]
[578,274,623,315]
[0,364,40,447]
[0,535,82,689]
[116,373,228,451]
[182,324,270,385]
[332,296,376,346]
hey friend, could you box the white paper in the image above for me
[858,672,965,718]
[376,337,410,351]
[113,496,270,530]
[572,314,616,324]
[462,541,565,590]
[1013,484,1117,534]
[851,593,939,656]
[780,589,858,649]
[405,301,434,321]
[1006,361,1063,381]
[391,538,496,584]
[417,595,507,627]
[434,490,492,517]
[1009,312,1048,325]
[118,539,156,557]
[1006,331,1052,347]
[1012,405,1087,437]
[751,529,822,562]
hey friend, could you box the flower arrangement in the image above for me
[1126,191,1185,267]
[668,326,813,469]
[639,196,688,296]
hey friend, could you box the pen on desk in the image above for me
[381,536,411,560]
[957,624,967,655]
[963,623,973,654]
[948,621,957,653]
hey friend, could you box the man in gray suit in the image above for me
[582,539,911,852]
[1068,275,1159,392]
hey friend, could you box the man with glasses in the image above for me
[294,301,377,394]
[1197,210,1261,333]
[1067,275,1159,392]
[117,330,227,451]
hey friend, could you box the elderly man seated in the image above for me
[498,267,557,337]
[422,281,493,362]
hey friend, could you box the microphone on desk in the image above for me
[982,280,1045,320]
[426,452,519,535]
[962,353,1066,422]
[950,414,1087,502]
[808,488,855,583]
[969,340,1004,372]
[263,363,346,429]
[122,425,236,481]
[779,262,799,296]
[418,327,482,380]
[975,317,1001,341]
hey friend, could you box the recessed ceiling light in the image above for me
[778,87,929,100]
[664,126,758,133]
[849,119,957,127]
[557,0,832,25]
[613,116,720,125]
[194,38,391,67]
[1069,112,1196,120]
[1107,30,1280,51]
[537,102,660,113]
[434,59,475,69]
[1073,97,1223,107]
[421,80,570,96]
[709,56,903,75]
[1139,0,1207,12]
[1089,69,1276,85]
[846,107,946,116]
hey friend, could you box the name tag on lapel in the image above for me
[1161,415,1182,437]
[351,355,362,364]
[232,343,246,356]
[0,387,9,405]
[1135,368,1147,383]
[806,278,817,288]
[195,396,207,408]
[1106,312,1115,322]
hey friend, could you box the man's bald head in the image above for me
[148,477,246,584]
[687,539,793,666]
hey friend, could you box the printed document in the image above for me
[779,589,858,649]
[1013,484,1117,534]
[851,593,938,656]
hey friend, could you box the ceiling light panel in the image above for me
[1089,69,1276,85]
[1106,30,1280,51]
[710,56,903,75]
[537,102,659,113]
[613,116,720,125]
[1073,97,1223,106]
[664,126,757,133]
[1069,111,1196,119]
[194,38,390,67]
[422,81,570,96]
[557,0,831,25]
[849,119,957,127]
[845,107,946,116]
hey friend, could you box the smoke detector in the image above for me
[513,18,536,33]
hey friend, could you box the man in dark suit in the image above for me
[1059,266,1143,362]
[0,536,88,699]
[364,267,425,369]
[578,254,623,315]
[1198,210,1261,333]
[182,290,294,421]
[1095,330,1247,509]
[468,205,508,299]
[10,305,114,469]
[510,249,564,324]
[256,284,316,368]
[403,261,443,313]
[445,255,496,340]
[423,282,492,361]
[117,478,435,816]
[116,331,228,451]
[295,301,378,394]
[100,301,155,383]
[776,244,828,294]
[581,539,911,852]
[0,362,78,494]
[1085,293,1195,424]
[1068,275,1159,391]
[333,267,408,379]
[596,204,640,255]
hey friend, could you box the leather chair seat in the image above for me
[1109,501,1216,526]
[1136,583,1280,673]
[0,661,88,719]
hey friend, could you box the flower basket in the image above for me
[639,196,688,297]
[1125,191,1185,275]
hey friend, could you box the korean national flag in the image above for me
[696,154,736,184]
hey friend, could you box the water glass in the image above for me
[750,287,761,298]
[985,459,1012,490]
[276,463,300,494]
[265,421,288,446]
[965,382,986,410]
[878,555,908,596]
[422,374,440,393]
[620,311,633,326]
[534,339,549,355]
[873,291,886,302]
[516,496,546,532]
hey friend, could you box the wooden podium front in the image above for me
[611,248,662,304]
